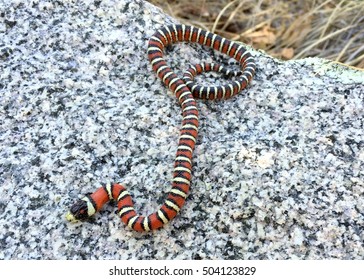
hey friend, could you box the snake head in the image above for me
[66,199,90,222]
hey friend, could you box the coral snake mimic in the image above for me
[66,24,256,232]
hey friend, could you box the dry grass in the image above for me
[148,0,364,69]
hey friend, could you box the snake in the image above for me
[66,24,255,232]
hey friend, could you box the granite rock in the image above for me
[0,0,363,259]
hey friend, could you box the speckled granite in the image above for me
[0,0,363,260]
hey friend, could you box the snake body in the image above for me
[66,24,255,232]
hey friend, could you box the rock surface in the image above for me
[0,0,363,259]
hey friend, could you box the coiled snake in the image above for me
[66,24,255,232]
